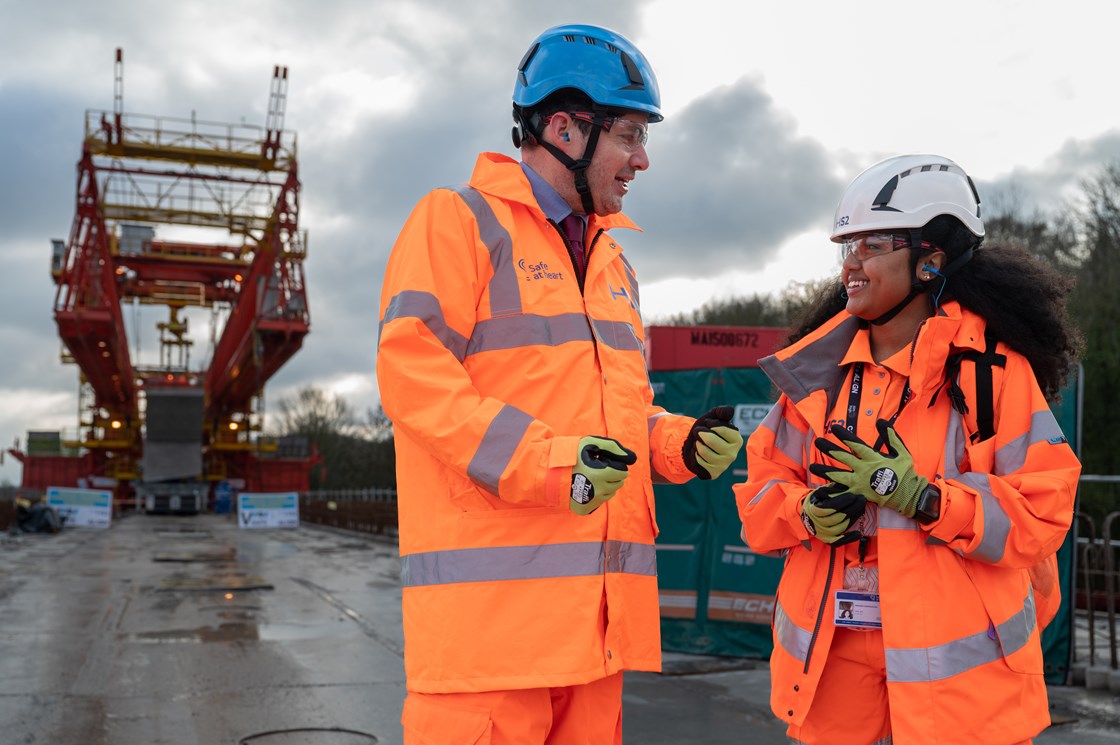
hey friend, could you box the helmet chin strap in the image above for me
[869,239,975,326]
[868,275,926,326]
[514,106,605,215]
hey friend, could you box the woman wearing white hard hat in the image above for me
[735,155,1082,744]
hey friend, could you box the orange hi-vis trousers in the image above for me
[402,672,623,745]
[788,628,1034,745]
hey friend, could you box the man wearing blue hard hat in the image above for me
[377,22,743,745]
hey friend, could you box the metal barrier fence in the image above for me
[299,488,398,538]
[1073,473,1120,671]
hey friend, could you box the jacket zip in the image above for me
[584,228,607,295]
[803,544,838,674]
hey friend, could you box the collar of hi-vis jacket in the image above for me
[760,301,989,413]
[469,152,641,236]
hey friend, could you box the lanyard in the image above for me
[843,362,912,450]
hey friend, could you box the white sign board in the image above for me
[238,492,299,529]
[733,403,773,438]
[46,486,113,529]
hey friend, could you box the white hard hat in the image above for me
[830,154,984,242]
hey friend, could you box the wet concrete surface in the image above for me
[0,513,1116,744]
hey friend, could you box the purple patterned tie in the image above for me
[561,214,585,277]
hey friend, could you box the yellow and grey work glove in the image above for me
[801,484,866,545]
[682,406,744,480]
[809,419,927,518]
[570,436,638,516]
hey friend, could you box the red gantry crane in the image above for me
[11,49,318,510]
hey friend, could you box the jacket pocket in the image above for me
[447,472,563,516]
[402,693,492,745]
[966,563,1043,675]
[451,484,566,520]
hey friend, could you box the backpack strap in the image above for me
[970,331,1007,443]
[928,330,1006,443]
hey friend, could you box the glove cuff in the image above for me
[889,476,927,519]
[800,493,817,537]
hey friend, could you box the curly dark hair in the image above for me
[786,215,1083,401]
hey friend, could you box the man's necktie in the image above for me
[560,214,585,277]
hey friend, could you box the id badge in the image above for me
[834,590,882,630]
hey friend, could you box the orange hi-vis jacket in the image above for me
[735,302,1080,744]
[377,153,697,694]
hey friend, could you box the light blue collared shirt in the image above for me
[520,162,586,234]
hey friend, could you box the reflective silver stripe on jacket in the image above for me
[760,315,860,404]
[591,318,643,352]
[444,184,522,317]
[445,184,641,355]
[928,408,1013,560]
[467,313,593,355]
[400,539,657,587]
[885,587,1036,683]
[878,471,1012,552]
[764,403,811,470]
[461,313,640,356]
[620,253,640,310]
[955,472,1011,563]
[945,404,1066,481]
[878,508,920,531]
[995,409,1065,476]
[777,586,1037,685]
[791,737,892,745]
[468,405,533,495]
[773,598,813,663]
[748,478,785,507]
[380,290,469,362]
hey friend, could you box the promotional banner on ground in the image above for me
[46,486,112,528]
[238,492,299,529]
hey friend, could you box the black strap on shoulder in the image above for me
[971,331,1007,443]
[928,330,1006,443]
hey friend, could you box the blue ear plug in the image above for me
[922,264,947,308]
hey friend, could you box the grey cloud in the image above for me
[0,87,83,246]
[0,285,74,393]
[625,78,843,280]
[978,130,1120,218]
[290,0,655,375]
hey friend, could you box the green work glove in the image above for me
[682,406,744,480]
[809,420,927,518]
[801,484,866,545]
[570,436,638,515]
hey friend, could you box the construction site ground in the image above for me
[1,513,1117,745]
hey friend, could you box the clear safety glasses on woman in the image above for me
[566,111,649,151]
[839,233,918,263]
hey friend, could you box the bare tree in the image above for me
[274,385,357,440]
[272,385,395,490]
[1067,164,1120,518]
[360,404,394,442]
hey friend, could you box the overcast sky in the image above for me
[3,0,1119,485]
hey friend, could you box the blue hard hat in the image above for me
[513,24,662,122]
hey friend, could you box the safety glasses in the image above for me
[839,233,921,262]
[561,112,649,151]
